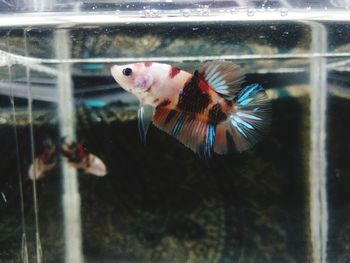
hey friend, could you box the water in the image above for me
[0,8,350,263]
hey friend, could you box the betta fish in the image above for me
[110,60,271,158]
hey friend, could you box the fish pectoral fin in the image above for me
[198,60,244,100]
[153,107,216,159]
[138,104,154,144]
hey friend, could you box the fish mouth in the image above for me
[111,65,129,91]
[134,87,149,94]
[110,65,121,80]
[133,85,152,94]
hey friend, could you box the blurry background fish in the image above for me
[28,136,57,180]
[28,137,107,180]
[61,141,107,177]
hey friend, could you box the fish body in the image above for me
[111,61,270,157]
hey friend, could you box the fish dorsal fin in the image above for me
[138,104,154,144]
[199,60,244,100]
[152,106,216,159]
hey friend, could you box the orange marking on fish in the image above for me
[158,99,171,107]
[144,62,152,67]
[198,78,211,93]
[169,66,181,79]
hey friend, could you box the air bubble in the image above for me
[144,8,160,18]
[247,8,254,16]
[153,9,160,17]
[182,9,191,17]
[230,8,236,15]
[198,7,209,16]
[280,8,288,16]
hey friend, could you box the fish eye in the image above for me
[123,68,132,76]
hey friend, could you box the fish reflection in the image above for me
[28,137,57,180]
[61,142,107,177]
[28,138,107,180]
[111,60,271,158]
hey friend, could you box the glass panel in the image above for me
[2,5,350,263]
[327,22,350,263]
[0,30,63,262]
[71,22,309,262]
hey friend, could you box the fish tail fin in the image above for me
[214,83,271,154]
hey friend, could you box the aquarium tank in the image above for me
[0,0,349,262]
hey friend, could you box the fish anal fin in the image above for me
[153,107,216,158]
[198,60,245,100]
[213,123,229,154]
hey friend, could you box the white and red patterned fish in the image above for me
[111,60,271,158]
[28,137,57,180]
[61,142,107,177]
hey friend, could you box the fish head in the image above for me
[111,63,154,95]
[111,62,189,106]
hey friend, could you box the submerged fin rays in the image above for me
[202,123,216,159]
[137,85,269,156]
[138,105,154,144]
[199,60,244,100]
[228,83,271,152]
[152,107,217,159]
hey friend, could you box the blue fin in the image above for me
[199,60,244,100]
[171,112,186,137]
[200,123,216,159]
[228,83,271,152]
[152,107,216,158]
[138,105,154,144]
